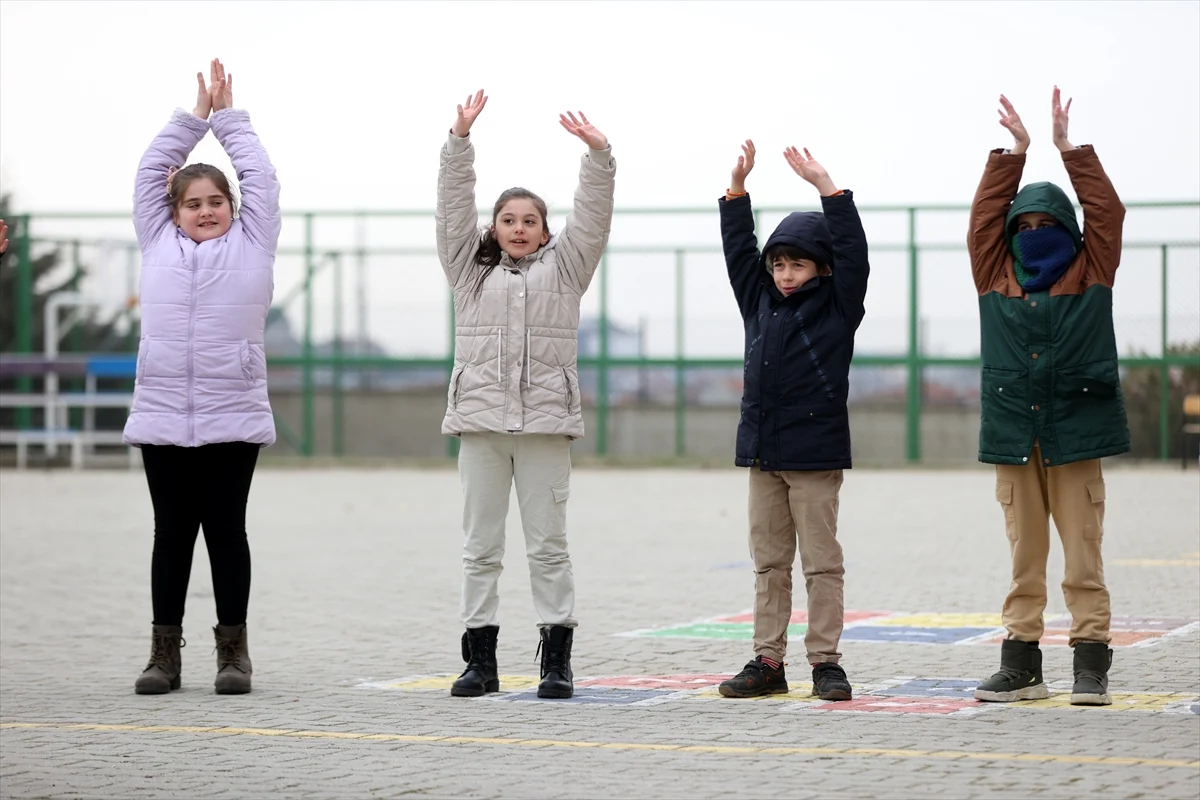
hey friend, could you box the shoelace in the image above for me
[535,640,567,675]
[214,637,243,671]
[146,634,185,669]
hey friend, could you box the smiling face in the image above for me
[490,198,550,260]
[172,176,233,243]
[770,253,821,296]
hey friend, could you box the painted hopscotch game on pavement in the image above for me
[358,672,1199,716]
[618,610,1200,648]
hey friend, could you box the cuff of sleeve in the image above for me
[171,108,211,133]
[587,146,614,168]
[446,132,472,155]
[720,193,751,207]
[988,148,1027,164]
[820,189,852,205]
[1061,144,1096,162]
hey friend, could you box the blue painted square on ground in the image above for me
[494,687,676,705]
[874,678,980,699]
[841,626,998,644]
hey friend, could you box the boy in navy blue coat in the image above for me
[716,141,870,700]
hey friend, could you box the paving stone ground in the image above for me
[1,464,1198,799]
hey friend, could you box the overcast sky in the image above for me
[1,0,1197,358]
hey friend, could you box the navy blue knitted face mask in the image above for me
[1013,226,1077,292]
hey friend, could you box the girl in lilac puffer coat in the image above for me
[128,60,280,698]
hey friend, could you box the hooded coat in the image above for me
[967,145,1129,467]
[718,191,870,471]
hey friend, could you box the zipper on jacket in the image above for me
[562,367,572,411]
[187,243,198,446]
[497,329,503,384]
[525,329,531,386]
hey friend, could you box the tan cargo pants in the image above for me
[747,468,845,665]
[995,442,1111,646]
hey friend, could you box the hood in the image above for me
[760,211,834,272]
[1004,181,1082,255]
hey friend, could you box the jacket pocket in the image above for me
[239,340,253,386]
[1052,360,1126,455]
[561,367,582,416]
[980,367,1030,455]
[135,337,149,385]
[1055,360,1120,400]
[448,364,464,410]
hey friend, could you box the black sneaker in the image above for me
[811,663,853,701]
[974,638,1050,702]
[718,656,788,698]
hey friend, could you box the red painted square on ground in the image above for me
[713,610,889,625]
[981,629,1163,647]
[809,695,981,715]
[575,674,733,690]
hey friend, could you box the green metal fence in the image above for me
[5,200,1199,462]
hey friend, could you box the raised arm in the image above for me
[133,77,210,246]
[719,140,763,319]
[1052,87,1125,286]
[783,146,869,330]
[967,94,1029,294]
[205,60,281,252]
[553,111,617,295]
[436,90,485,290]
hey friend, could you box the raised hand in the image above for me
[730,139,755,194]
[559,111,608,151]
[784,146,838,196]
[998,94,1030,155]
[193,71,212,119]
[1052,85,1073,152]
[210,58,233,112]
[0,219,8,255]
[452,89,488,138]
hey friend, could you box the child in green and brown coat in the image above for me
[967,87,1127,706]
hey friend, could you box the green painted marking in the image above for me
[640,623,807,640]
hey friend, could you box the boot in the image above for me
[1070,642,1113,706]
[451,626,500,697]
[213,624,253,695]
[974,638,1050,702]
[536,626,574,699]
[134,625,185,695]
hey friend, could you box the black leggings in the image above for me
[141,442,259,627]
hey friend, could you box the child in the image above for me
[125,60,281,696]
[436,89,616,699]
[969,88,1126,706]
[715,139,869,701]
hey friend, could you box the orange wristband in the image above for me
[726,189,748,200]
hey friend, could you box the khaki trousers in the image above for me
[458,432,576,630]
[995,442,1111,646]
[747,468,845,664]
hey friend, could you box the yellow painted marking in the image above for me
[873,613,1005,628]
[1111,559,1200,567]
[1,721,1196,769]
[1017,692,1197,711]
[687,687,821,702]
[376,674,540,691]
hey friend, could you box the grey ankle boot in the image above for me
[135,625,185,695]
[213,624,253,695]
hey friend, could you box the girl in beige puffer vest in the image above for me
[435,89,616,701]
